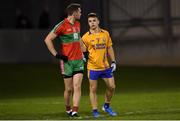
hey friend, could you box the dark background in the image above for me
[0,0,180,65]
[0,0,106,33]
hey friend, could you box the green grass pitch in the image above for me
[0,64,180,120]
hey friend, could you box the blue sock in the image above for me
[104,103,110,109]
[93,109,98,113]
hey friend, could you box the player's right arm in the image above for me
[80,38,87,52]
[44,31,58,56]
[81,33,89,52]
[81,34,89,61]
[80,39,88,53]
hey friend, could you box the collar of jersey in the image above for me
[88,29,103,35]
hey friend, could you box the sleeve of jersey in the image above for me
[107,31,113,47]
[82,35,88,50]
[78,21,80,29]
[52,24,64,36]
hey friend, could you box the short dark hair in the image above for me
[87,13,99,19]
[66,3,81,15]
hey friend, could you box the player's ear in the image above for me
[72,10,77,16]
[72,11,76,16]
[97,19,100,25]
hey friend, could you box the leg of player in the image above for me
[89,79,98,109]
[71,73,83,117]
[89,79,100,117]
[89,79,99,118]
[103,77,115,102]
[64,78,73,116]
[88,70,100,117]
[102,77,117,116]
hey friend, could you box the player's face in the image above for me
[74,8,81,20]
[88,17,99,30]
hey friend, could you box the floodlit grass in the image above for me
[0,91,180,120]
[0,64,180,120]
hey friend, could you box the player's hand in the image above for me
[83,52,89,62]
[55,53,68,62]
[83,56,86,62]
[111,61,116,72]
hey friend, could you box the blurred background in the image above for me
[0,0,180,65]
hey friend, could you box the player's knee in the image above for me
[90,85,97,93]
[108,84,116,91]
[74,84,81,91]
[65,87,73,93]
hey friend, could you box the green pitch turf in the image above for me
[0,64,180,120]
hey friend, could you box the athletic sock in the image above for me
[93,109,98,113]
[72,106,78,113]
[104,103,110,109]
[66,105,71,112]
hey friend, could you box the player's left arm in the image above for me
[107,46,116,63]
[107,46,116,72]
[106,30,116,71]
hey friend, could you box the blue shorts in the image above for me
[89,68,113,80]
